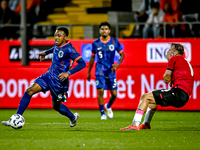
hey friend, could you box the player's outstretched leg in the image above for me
[2,120,10,127]
[2,91,33,127]
[17,92,32,115]
[70,113,80,127]
[53,102,80,127]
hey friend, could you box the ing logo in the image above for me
[147,42,191,63]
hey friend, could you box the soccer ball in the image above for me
[9,114,25,129]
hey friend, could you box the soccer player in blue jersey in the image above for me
[2,27,86,128]
[87,22,124,120]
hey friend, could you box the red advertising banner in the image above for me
[0,39,200,110]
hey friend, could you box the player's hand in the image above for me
[112,63,120,71]
[87,73,91,81]
[57,72,69,81]
[166,49,174,60]
[38,52,46,61]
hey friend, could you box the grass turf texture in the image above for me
[0,109,200,150]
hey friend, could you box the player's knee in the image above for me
[25,87,35,96]
[111,92,117,98]
[141,93,149,103]
[98,89,104,97]
[141,93,146,99]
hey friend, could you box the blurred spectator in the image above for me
[143,2,164,38]
[134,0,160,22]
[14,0,40,24]
[132,0,160,38]
[8,0,20,11]
[161,0,185,38]
[0,0,19,39]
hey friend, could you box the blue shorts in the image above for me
[96,75,117,90]
[34,73,68,101]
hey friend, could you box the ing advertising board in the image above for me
[0,39,199,110]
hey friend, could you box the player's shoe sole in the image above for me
[139,124,151,129]
[120,125,140,130]
[2,121,10,126]
[70,113,80,127]
[105,103,113,119]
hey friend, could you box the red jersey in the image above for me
[167,56,194,96]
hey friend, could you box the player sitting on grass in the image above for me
[2,27,86,128]
[120,43,194,130]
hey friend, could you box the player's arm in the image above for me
[38,47,54,61]
[163,69,172,84]
[112,51,124,71]
[87,54,95,81]
[67,57,86,75]
[58,57,86,81]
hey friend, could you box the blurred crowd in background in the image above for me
[0,0,200,39]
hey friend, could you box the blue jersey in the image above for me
[45,41,81,89]
[91,36,123,78]
[34,40,84,100]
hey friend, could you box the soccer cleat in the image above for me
[101,114,107,120]
[2,120,10,126]
[139,124,151,129]
[120,125,140,130]
[70,113,80,127]
[105,103,113,119]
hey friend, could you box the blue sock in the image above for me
[17,92,32,115]
[99,105,105,115]
[58,103,75,121]
[107,101,113,108]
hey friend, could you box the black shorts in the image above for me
[152,88,189,108]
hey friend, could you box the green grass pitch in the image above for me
[0,109,200,150]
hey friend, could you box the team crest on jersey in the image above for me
[109,44,114,51]
[58,51,64,58]
[96,80,99,86]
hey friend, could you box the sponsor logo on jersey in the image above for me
[96,80,99,86]
[97,47,102,50]
[147,42,191,63]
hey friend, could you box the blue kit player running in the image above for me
[87,22,124,120]
[2,27,86,128]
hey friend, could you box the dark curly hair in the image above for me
[99,22,111,29]
[56,27,69,36]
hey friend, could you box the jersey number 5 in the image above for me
[98,51,103,58]
[112,79,117,88]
